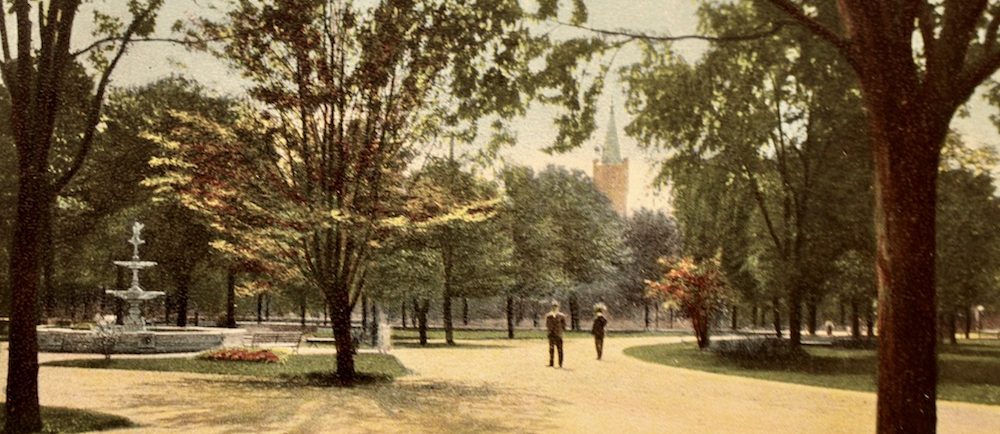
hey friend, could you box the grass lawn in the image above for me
[43,353,408,385]
[624,339,1000,406]
[0,404,134,433]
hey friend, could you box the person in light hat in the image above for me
[545,300,567,367]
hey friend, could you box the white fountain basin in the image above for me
[37,326,247,354]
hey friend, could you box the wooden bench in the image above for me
[304,328,364,352]
[242,331,303,353]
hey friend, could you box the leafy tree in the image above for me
[621,208,681,330]
[0,1,164,430]
[647,256,729,349]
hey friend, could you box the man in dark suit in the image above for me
[546,300,567,367]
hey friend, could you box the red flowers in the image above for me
[199,347,281,363]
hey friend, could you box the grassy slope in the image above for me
[625,340,1000,406]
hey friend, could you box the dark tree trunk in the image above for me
[370,302,378,347]
[807,301,817,336]
[948,311,957,345]
[506,296,515,339]
[175,275,190,327]
[851,299,861,340]
[264,293,270,321]
[164,294,172,323]
[225,270,237,328]
[669,307,674,328]
[5,180,51,434]
[963,306,972,340]
[654,303,660,330]
[416,298,429,346]
[330,289,355,384]
[256,293,263,324]
[644,302,651,331]
[731,305,738,330]
[41,221,55,322]
[442,239,455,345]
[751,304,759,328]
[361,294,368,332]
[300,297,307,328]
[400,301,407,329]
[771,297,782,338]
[411,298,419,329]
[568,294,580,331]
[788,284,802,345]
[115,267,125,325]
[462,297,469,326]
[865,300,875,338]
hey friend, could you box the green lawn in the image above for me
[43,353,408,385]
[0,404,134,433]
[624,340,1000,405]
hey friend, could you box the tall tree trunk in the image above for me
[865,300,875,338]
[851,299,861,340]
[963,306,972,340]
[416,298,429,346]
[655,303,660,330]
[371,302,379,347]
[256,293,263,324]
[948,311,957,345]
[400,301,407,329]
[411,298,419,329]
[175,275,190,327]
[644,302,651,331]
[669,307,674,329]
[771,297,782,338]
[462,297,469,326]
[5,182,51,434]
[506,296,515,339]
[788,283,802,345]
[569,293,580,331]
[330,287,355,384]
[225,269,237,328]
[731,305,738,330]
[442,240,455,345]
[807,301,817,336]
[752,304,759,328]
[40,221,55,322]
[361,294,368,332]
[115,266,125,325]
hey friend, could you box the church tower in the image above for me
[592,107,629,216]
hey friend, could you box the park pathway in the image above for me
[0,336,998,433]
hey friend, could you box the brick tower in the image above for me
[592,107,628,216]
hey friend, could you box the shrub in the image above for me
[646,256,729,349]
[198,347,285,363]
[712,338,807,363]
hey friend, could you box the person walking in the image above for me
[546,300,567,367]
[592,303,608,360]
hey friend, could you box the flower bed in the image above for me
[198,347,288,363]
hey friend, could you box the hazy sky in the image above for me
[18,0,1000,215]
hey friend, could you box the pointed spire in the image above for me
[601,105,622,164]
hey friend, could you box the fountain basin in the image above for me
[37,326,247,354]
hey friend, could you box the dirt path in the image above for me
[1,337,998,433]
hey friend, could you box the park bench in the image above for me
[242,331,303,353]
[304,327,364,352]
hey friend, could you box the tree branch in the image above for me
[553,19,794,43]
[70,35,215,57]
[52,4,156,192]
[761,0,856,64]
[0,7,11,61]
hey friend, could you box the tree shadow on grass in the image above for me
[125,376,562,433]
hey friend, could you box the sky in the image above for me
[14,0,1000,215]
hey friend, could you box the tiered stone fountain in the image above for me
[37,222,246,353]
[106,222,165,331]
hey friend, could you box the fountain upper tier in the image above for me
[112,260,157,269]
